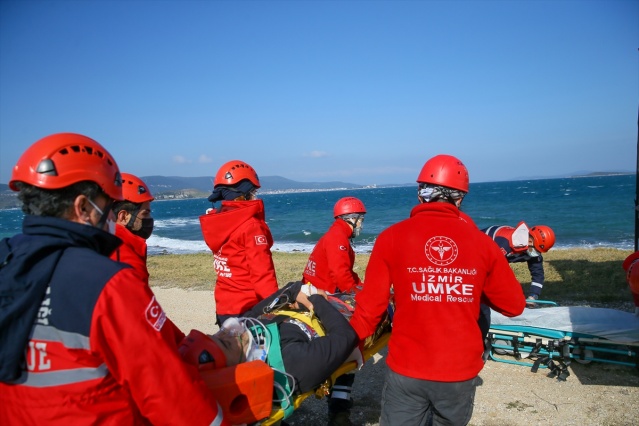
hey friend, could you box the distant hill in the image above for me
[1,172,634,208]
[141,175,365,199]
[0,176,365,207]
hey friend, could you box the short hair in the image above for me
[112,200,141,215]
[15,181,103,217]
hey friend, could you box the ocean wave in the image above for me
[147,235,209,255]
[154,217,200,228]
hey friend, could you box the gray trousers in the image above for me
[380,368,477,426]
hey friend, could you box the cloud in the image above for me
[172,155,191,164]
[198,154,213,163]
[303,150,330,158]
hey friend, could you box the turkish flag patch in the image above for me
[145,296,167,331]
[255,235,267,245]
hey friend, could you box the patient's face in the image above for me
[210,328,250,367]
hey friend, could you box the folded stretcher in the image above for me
[487,302,639,380]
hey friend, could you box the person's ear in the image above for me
[116,209,130,225]
[71,195,91,223]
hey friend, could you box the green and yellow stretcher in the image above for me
[200,304,392,425]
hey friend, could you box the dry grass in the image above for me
[148,248,635,307]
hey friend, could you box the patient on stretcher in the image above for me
[180,281,390,394]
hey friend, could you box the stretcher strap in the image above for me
[274,309,326,337]
[529,339,571,380]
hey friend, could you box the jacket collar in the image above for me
[22,215,122,257]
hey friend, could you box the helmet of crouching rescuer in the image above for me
[9,132,123,201]
[334,197,366,238]
[529,225,555,253]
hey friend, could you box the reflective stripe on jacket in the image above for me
[0,216,227,426]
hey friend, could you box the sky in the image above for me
[0,0,637,186]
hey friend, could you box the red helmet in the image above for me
[214,160,260,188]
[416,154,469,193]
[179,329,227,370]
[121,173,154,203]
[627,259,639,295]
[9,133,123,200]
[624,252,639,295]
[333,197,366,218]
[530,225,555,253]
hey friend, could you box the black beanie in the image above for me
[208,180,256,203]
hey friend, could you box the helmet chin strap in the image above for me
[341,214,364,238]
[126,206,141,231]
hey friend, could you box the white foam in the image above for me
[147,235,209,255]
[153,217,200,229]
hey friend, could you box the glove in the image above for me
[344,341,365,370]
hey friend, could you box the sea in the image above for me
[0,174,635,255]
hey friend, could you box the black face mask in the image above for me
[130,217,154,240]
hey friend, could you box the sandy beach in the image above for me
[154,286,639,426]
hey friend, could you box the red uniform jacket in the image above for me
[0,218,226,425]
[200,199,279,316]
[111,224,185,344]
[302,219,362,293]
[350,202,525,382]
[112,223,149,282]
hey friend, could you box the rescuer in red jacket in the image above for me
[200,160,279,325]
[110,173,155,282]
[303,196,366,294]
[302,196,366,425]
[482,222,556,304]
[110,172,186,345]
[349,154,525,426]
[0,133,227,425]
